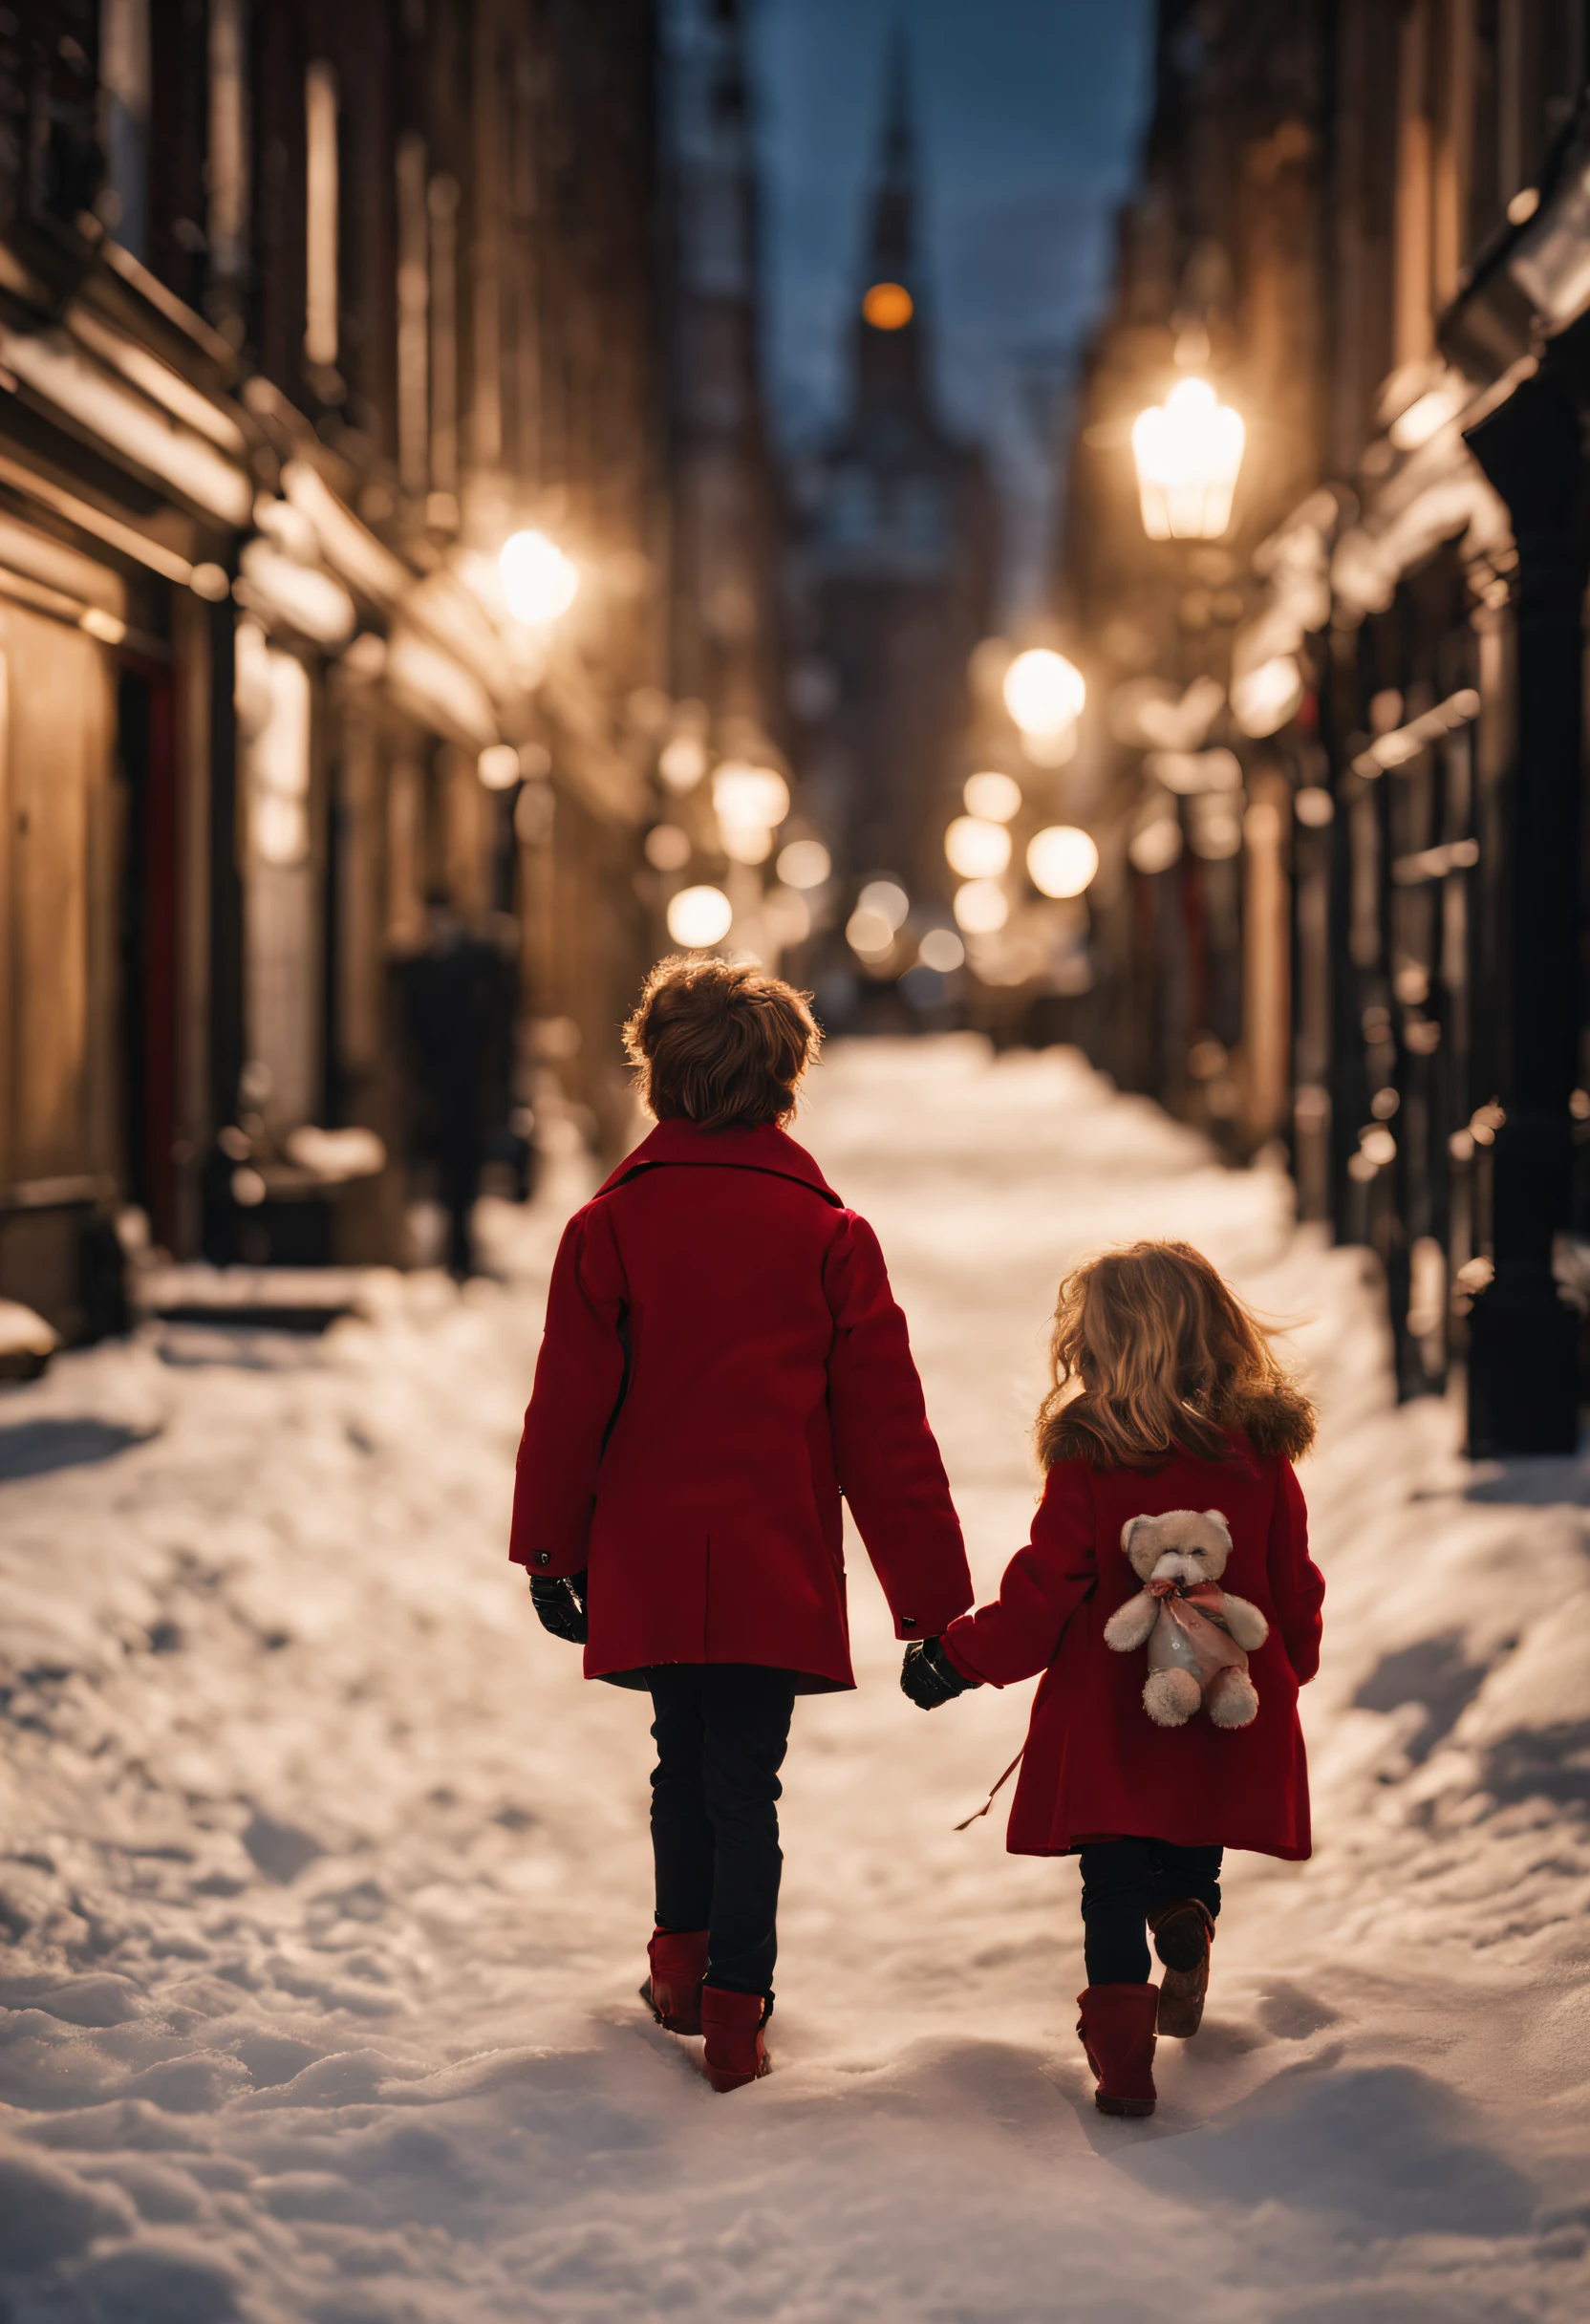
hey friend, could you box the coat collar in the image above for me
[596,1118,842,1206]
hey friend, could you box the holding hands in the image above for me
[901,1637,979,1710]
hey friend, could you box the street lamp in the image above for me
[499,528,579,624]
[1130,377,1245,541]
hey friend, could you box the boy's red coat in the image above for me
[509,1119,972,1690]
[942,1440,1324,1859]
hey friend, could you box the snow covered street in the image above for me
[1,1038,1587,2322]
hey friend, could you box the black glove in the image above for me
[901,1637,978,1711]
[529,1570,588,1645]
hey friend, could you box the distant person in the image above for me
[510,956,972,2091]
[903,1241,1323,2120]
[397,900,517,1280]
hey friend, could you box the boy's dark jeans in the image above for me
[647,1664,798,2000]
[1079,1837,1223,1985]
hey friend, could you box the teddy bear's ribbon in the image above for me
[1147,1577,1249,1685]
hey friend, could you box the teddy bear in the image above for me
[1102,1508,1269,1729]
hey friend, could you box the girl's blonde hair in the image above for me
[1036,1239,1315,1472]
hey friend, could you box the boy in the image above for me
[510,955,971,2089]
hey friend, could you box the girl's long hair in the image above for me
[1036,1240,1316,1471]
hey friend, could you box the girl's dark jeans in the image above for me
[1078,1836,1224,1985]
[647,1664,798,2001]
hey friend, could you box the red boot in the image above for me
[699,1984,771,2092]
[1076,1983,1158,2117]
[642,1929,708,2035]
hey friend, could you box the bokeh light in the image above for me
[1026,825,1099,898]
[777,838,831,889]
[863,282,913,330]
[1003,648,1085,737]
[918,927,965,973]
[658,734,708,793]
[477,744,521,791]
[944,816,1011,879]
[847,907,896,958]
[666,884,733,948]
[964,770,1021,823]
[713,762,790,832]
[953,879,1009,934]
[499,528,579,624]
[644,824,692,872]
[857,878,909,930]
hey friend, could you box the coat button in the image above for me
[902,1615,917,1627]
[535,1552,550,1567]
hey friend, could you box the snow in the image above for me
[0,1035,1586,2321]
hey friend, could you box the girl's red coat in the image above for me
[509,1119,972,1690]
[942,1439,1324,1859]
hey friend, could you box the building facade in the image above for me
[0,0,674,1344]
[1058,0,1590,1452]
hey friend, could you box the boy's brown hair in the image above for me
[623,956,820,1130]
[1037,1239,1316,1471]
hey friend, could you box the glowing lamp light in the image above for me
[1129,816,1184,875]
[658,733,708,793]
[953,879,1009,935]
[1003,648,1085,738]
[777,839,831,890]
[721,824,775,866]
[1231,655,1303,739]
[944,815,1012,880]
[918,927,965,973]
[863,281,913,331]
[1388,384,1462,450]
[1130,377,1245,541]
[765,886,812,946]
[644,823,692,872]
[847,907,896,959]
[713,762,790,833]
[857,878,910,931]
[666,884,733,949]
[477,743,521,791]
[499,528,579,624]
[1026,825,1099,899]
[964,770,1021,823]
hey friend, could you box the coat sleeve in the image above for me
[508,1205,629,1575]
[823,1210,973,1638]
[1266,1458,1325,1682]
[939,1458,1097,1687]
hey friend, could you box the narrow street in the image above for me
[1,1040,1586,2321]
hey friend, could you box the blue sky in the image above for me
[749,0,1156,617]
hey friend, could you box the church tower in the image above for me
[789,32,995,973]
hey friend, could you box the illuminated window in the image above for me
[863,281,913,330]
[304,61,338,370]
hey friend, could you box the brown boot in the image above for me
[699,1984,771,2092]
[641,1928,709,2035]
[1076,1983,1157,2116]
[1150,1899,1214,2038]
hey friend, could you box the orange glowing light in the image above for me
[863,281,913,331]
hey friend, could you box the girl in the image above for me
[902,1241,1323,2119]
[512,957,972,2092]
